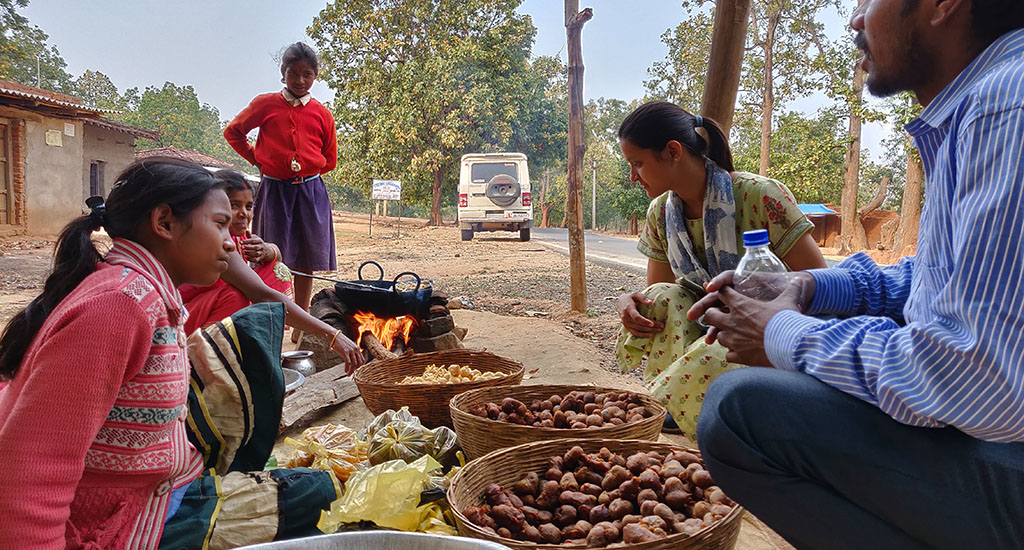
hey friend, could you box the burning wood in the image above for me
[353,311,415,359]
[362,332,398,360]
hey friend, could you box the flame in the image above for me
[352,311,416,350]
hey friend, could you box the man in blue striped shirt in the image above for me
[688,0,1024,548]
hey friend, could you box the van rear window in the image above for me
[471,162,518,183]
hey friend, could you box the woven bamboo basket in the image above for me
[353,349,524,427]
[448,438,744,550]
[450,384,667,459]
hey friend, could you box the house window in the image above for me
[0,121,10,225]
[89,160,105,197]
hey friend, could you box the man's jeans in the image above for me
[697,368,1024,550]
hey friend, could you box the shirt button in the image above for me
[156,482,171,496]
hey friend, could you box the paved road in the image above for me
[532,227,837,272]
[531,227,648,274]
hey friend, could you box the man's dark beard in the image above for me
[862,28,930,98]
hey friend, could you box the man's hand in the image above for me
[616,292,665,337]
[687,272,816,366]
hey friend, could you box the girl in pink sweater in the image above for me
[0,159,339,549]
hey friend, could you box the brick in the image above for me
[412,332,463,352]
[418,314,454,338]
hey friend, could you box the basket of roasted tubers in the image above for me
[354,349,524,428]
[449,439,743,549]
[399,364,507,385]
[450,385,667,459]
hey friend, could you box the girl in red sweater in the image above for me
[179,170,363,372]
[0,159,340,549]
[224,42,338,341]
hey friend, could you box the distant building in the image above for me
[799,203,900,249]
[0,79,157,236]
[136,146,259,184]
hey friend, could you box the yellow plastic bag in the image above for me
[417,501,458,536]
[284,424,368,482]
[318,455,446,533]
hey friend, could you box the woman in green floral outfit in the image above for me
[614,101,826,440]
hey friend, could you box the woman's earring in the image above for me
[281,78,286,84]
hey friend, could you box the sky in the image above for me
[22,0,887,158]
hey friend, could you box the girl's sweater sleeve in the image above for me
[224,97,263,166]
[0,291,153,549]
[321,109,338,174]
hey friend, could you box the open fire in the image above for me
[352,311,417,351]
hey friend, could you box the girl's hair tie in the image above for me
[693,115,703,128]
[85,195,106,229]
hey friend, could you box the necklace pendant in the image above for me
[290,159,301,172]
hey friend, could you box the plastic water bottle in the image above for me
[733,230,788,301]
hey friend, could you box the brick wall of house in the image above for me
[10,118,25,226]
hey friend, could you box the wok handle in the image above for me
[357,261,385,281]
[392,271,422,294]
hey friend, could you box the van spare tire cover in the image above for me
[485,174,521,207]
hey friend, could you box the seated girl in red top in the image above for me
[179,168,362,370]
[180,170,293,334]
[224,42,337,341]
[0,159,360,550]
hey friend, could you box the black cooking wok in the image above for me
[333,261,432,318]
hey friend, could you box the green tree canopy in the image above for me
[643,8,713,109]
[310,0,565,224]
[73,69,123,110]
[0,0,72,92]
[117,81,239,167]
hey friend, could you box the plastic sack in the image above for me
[359,407,419,440]
[317,455,446,533]
[284,424,368,482]
[361,407,459,467]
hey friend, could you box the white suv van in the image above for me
[457,152,532,241]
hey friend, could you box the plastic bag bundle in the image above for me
[361,407,459,467]
[317,455,456,535]
[284,424,368,482]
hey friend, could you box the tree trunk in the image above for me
[540,168,551,228]
[758,13,779,176]
[565,0,592,314]
[894,148,924,256]
[700,0,752,134]
[430,164,443,226]
[540,203,554,228]
[629,213,639,235]
[838,45,867,254]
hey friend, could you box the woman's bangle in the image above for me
[328,329,343,349]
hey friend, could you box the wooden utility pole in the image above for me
[565,0,592,314]
[699,0,752,134]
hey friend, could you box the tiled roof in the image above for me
[83,117,159,140]
[0,79,111,114]
[136,146,244,170]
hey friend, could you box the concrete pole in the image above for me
[591,159,597,230]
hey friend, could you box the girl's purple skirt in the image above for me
[252,175,337,272]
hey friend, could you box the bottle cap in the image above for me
[742,229,770,247]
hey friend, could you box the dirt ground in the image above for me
[0,212,803,549]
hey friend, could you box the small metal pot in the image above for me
[281,350,316,378]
